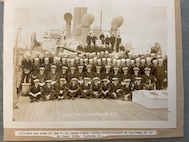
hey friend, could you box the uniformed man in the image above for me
[116,35,122,52]
[77,65,85,84]
[91,77,102,98]
[155,58,167,90]
[131,67,141,85]
[67,66,77,83]
[110,33,116,50]
[110,78,122,99]
[105,35,110,47]
[37,66,46,86]
[28,79,42,102]
[60,66,68,82]
[41,80,56,100]
[47,65,60,85]
[145,57,154,75]
[61,57,67,66]
[20,53,33,83]
[97,79,112,99]
[54,56,62,73]
[33,52,42,65]
[67,78,81,100]
[126,58,133,75]
[92,33,97,47]
[133,77,144,90]
[80,77,92,99]
[55,78,68,100]
[100,33,105,45]
[121,66,131,82]
[140,58,146,75]
[142,68,155,90]
[102,65,112,80]
[93,66,103,80]
[42,57,51,77]
[83,64,93,79]
[31,57,41,83]
[87,32,93,46]
[121,79,132,101]
[112,67,121,82]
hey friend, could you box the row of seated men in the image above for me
[20,51,167,93]
[29,76,143,102]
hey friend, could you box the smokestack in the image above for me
[73,7,87,32]
[81,13,95,45]
[73,24,82,40]
[64,13,72,39]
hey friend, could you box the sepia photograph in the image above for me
[3,0,183,140]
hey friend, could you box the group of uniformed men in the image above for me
[19,50,167,103]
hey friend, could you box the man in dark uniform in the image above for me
[54,56,62,74]
[140,58,146,75]
[100,33,105,45]
[145,57,154,75]
[55,78,68,100]
[155,58,167,90]
[41,80,56,100]
[92,33,97,47]
[116,35,121,52]
[60,66,68,81]
[37,66,46,87]
[67,78,81,100]
[110,78,122,99]
[61,57,68,67]
[110,33,116,50]
[102,65,112,80]
[28,79,42,102]
[42,57,51,77]
[121,67,131,82]
[112,67,121,82]
[76,66,85,84]
[105,35,110,47]
[84,64,94,79]
[33,52,42,65]
[91,77,102,98]
[142,68,155,90]
[133,77,144,90]
[93,66,103,80]
[80,78,92,99]
[131,67,141,85]
[67,66,77,83]
[47,65,60,85]
[31,58,40,84]
[119,44,125,52]
[126,58,133,75]
[97,79,113,99]
[121,79,132,101]
[20,53,33,83]
[87,32,93,46]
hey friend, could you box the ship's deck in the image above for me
[13,96,168,121]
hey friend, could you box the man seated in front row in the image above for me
[55,78,68,100]
[121,79,133,101]
[97,79,113,99]
[80,77,92,99]
[67,78,80,100]
[110,77,122,99]
[28,79,42,103]
[91,77,102,98]
[41,80,56,101]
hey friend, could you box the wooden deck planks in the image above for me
[13,96,168,121]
